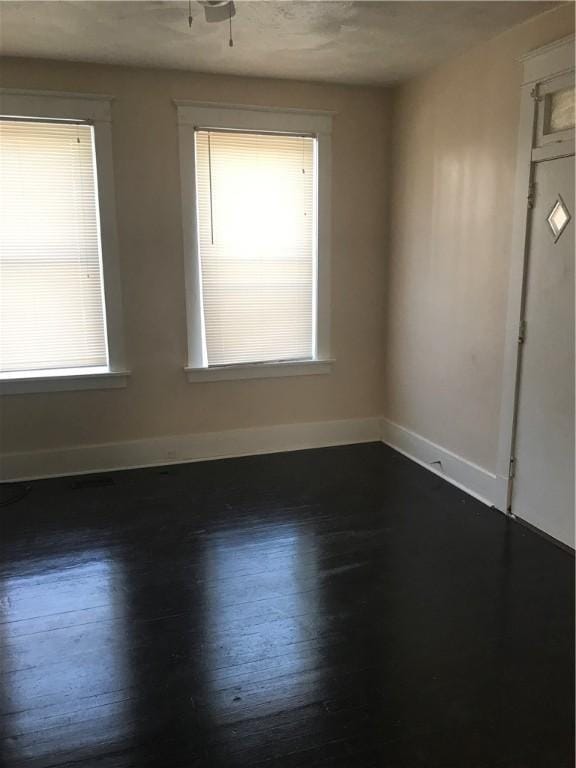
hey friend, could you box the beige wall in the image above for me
[1,3,573,467]
[384,4,574,472]
[0,61,390,454]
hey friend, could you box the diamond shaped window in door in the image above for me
[547,195,571,242]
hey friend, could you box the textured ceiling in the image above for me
[0,1,561,85]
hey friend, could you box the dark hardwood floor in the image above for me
[0,443,574,768]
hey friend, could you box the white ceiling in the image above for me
[0,1,560,85]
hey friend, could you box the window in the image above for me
[0,90,127,394]
[544,87,575,134]
[177,102,333,382]
[196,130,315,366]
[534,71,575,150]
[1,120,106,372]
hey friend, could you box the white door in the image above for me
[511,154,575,547]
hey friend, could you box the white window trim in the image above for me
[0,88,128,394]
[0,367,129,395]
[185,358,334,383]
[175,100,334,383]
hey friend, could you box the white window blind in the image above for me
[0,119,108,374]
[195,129,316,367]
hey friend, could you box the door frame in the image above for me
[495,35,575,512]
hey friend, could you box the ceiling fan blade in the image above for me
[202,1,235,23]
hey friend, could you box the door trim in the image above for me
[495,35,575,512]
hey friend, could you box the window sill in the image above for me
[185,358,334,383]
[0,368,131,395]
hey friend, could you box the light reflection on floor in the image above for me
[0,549,131,764]
[201,521,326,717]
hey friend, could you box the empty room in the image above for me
[0,1,574,766]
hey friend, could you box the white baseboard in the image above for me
[381,418,501,508]
[0,416,382,482]
[0,415,508,513]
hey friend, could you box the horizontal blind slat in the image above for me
[195,130,315,366]
[0,119,108,373]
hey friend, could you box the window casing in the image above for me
[176,102,333,382]
[0,90,127,394]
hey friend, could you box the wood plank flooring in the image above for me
[0,443,574,767]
